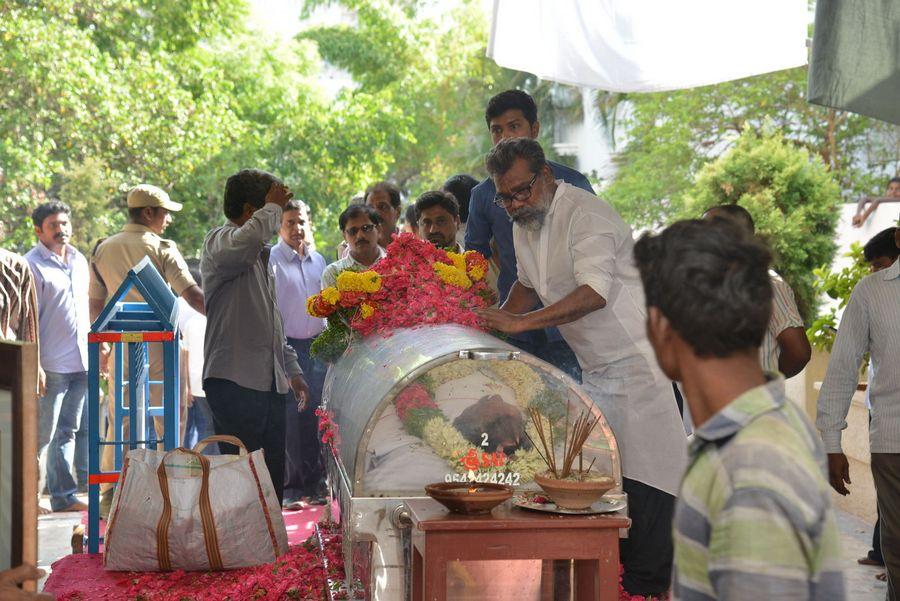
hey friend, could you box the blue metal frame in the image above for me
[86,257,180,553]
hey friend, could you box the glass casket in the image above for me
[322,324,623,600]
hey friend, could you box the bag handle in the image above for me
[193,434,248,455]
[156,448,224,571]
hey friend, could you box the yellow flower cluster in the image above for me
[432,261,472,290]
[336,270,381,293]
[359,302,376,319]
[446,251,467,272]
[321,286,340,304]
[489,361,543,407]
[468,265,486,281]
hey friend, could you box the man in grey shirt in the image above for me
[201,169,310,503]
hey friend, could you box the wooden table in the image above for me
[408,498,630,601]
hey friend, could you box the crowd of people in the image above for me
[1,87,898,600]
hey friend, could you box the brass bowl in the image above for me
[424,482,513,515]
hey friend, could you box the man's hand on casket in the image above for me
[290,374,311,412]
[475,308,527,335]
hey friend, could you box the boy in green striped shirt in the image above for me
[633,219,845,600]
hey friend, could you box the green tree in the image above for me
[806,243,869,352]
[605,68,892,228]
[681,127,842,320]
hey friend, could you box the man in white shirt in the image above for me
[322,205,386,289]
[817,223,900,598]
[270,200,329,509]
[476,138,688,597]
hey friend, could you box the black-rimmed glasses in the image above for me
[493,174,538,207]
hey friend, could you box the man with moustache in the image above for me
[364,181,402,250]
[270,199,329,509]
[476,137,687,598]
[414,190,463,252]
[322,205,386,288]
[25,201,90,513]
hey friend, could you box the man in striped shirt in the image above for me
[634,219,845,600]
[818,222,900,600]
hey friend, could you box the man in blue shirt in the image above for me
[25,201,90,513]
[465,90,592,381]
[270,199,329,509]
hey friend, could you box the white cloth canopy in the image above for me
[488,0,808,92]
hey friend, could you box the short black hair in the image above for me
[364,182,401,210]
[485,89,538,126]
[415,190,459,221]
[404,204,418,227]
[633,219,773,358]
[485,137,547,178]
[863,227,899,263]
[338,204,382,231]
[442,174,478,223]
[223,169,281,219]
[890,176,900,186]
[32,200,70,228]
[704,203,755,234]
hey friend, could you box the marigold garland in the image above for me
[432,261,473,290]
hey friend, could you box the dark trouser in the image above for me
[510,333,582,384]
[619,477,676,596]
[284,337,327,501]
[872,453,900,601]
[871,510,884,564]
[204,377,287,505]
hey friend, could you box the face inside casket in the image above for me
[359,359,615,494]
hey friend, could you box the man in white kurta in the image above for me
[477,137,688,597]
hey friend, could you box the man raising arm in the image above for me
[200,170,309,504]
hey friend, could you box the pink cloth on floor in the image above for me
[44,507,323,599]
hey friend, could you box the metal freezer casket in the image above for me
[321,324,622,600]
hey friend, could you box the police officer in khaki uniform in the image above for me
[88,184,204,515]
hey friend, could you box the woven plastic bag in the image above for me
[103,435,289,571]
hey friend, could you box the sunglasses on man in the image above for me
[345,223,376,237]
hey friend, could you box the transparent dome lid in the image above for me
[356,357,620,496]
[323,325,621,498]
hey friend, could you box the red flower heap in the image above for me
[352,233,496,337]
[306,233,496,361]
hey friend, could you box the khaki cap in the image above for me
[126,184,183,212]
